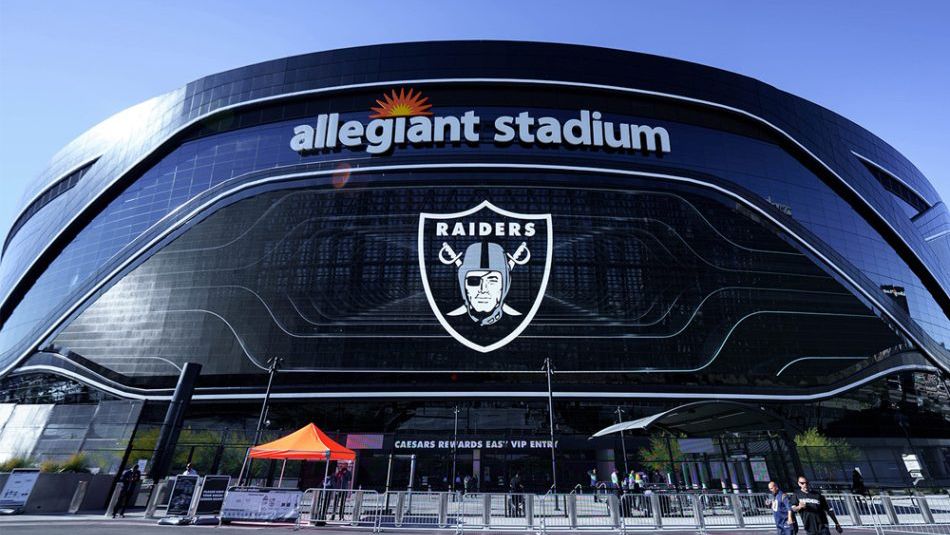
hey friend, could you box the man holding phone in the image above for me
[790,476,842,535]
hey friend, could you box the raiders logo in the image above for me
[418,201,552,352]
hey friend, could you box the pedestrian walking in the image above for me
[509,473,524,517]
[851,468,866,496]
[332,465,351,518]
[113,464,141,518]
[611,468,622,498]
[767,481,795,535]
[790,476,842,535]
[588,468,600,502]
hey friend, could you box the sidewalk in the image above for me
[0,511,880,535]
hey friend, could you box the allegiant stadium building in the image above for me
[1,42,948,491]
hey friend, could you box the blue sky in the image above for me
[1,0,948,248]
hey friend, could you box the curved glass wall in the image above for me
[2,87,948,377]
[52,178,911,395]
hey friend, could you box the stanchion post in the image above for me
[650,493,662,528]
[730,493,745,527]
[844,494,863,526]
[144,479,166,519]
[104,482,124,518]
[69,481,88,514]
[915,492,935,524]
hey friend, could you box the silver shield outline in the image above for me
[418,200,553,353]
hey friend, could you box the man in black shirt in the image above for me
[790,476,842,535]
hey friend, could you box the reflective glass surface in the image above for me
[1,51,947,388]
[53,179,907,395]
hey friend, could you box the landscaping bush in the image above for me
[0,456,35,472]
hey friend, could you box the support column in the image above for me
[689,461,702,489]
[741,458,755,492]
[727,461,741,493]
[681,462,691,488]
[148,362,201,482]
[701,453,713,489]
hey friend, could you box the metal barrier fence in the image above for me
[288,489,950,533]
[864,493,950,535]
[297,488,383,531]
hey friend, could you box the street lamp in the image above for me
[241,356,282,485]
[451,405,460,492]
[543,358,558,494]
[616,406,630,477]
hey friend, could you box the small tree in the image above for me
[637,433,682,481]
[795,427,859,479]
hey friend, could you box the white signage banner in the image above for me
[220,487,301,522]
[0,468,40,510]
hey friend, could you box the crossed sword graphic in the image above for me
[438,241,530,317]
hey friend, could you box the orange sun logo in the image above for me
[369,88,433,118]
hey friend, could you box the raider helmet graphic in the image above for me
[419,201,552,353]
[439,240,531,326]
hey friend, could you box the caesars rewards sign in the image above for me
[289,88,673,351]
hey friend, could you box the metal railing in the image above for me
[287,488,950,533]
[297,488,383,531]
[863,492,950,535]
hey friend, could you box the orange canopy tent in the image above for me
[249,423,355,461]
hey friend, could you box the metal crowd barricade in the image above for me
[456,492,536,531]
[864,493,950,535]
[824,493,876,529]
[288,489,950,534]
[537,491,571,531]
[380,491,461,529]
[298,488,382,531]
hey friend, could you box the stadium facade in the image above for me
[0,42,948,491]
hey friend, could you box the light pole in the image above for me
[616,406,630,477]
[242,356,282,485]
[451,405,460,492]
[543,358,558,495]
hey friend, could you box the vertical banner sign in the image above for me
[166,475,199,516]
[194,475,231,515]
[0,468,41,512]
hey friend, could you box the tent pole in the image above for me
[278,459,287,487]
[323,450,332,488]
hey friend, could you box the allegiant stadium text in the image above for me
[290,110,671,155]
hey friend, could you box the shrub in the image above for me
[60,453,90,473]
[39,453,91,473]
[0,456,34,472]
[40,460,63,473]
